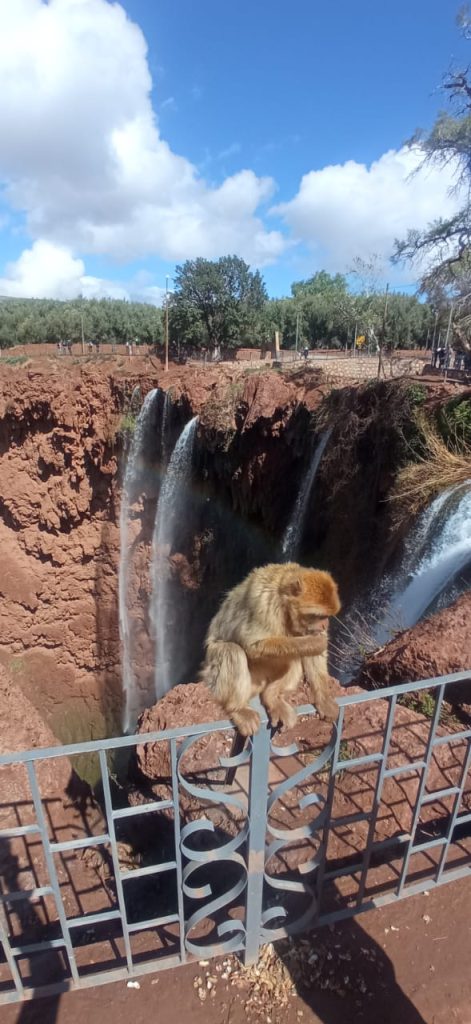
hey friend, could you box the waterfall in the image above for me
[119,388,159,732]
[281,428,332,561]
[151,416,198,700]
[377,482,471,643]
[334,481,471,679]
[161,389,172,464]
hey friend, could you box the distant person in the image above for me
[95,339,100,355]
[88,340,94,354]
[126,340,132,358]
[303,345,309,361]
[431,347,438,368]
[437,346,446,369]
[56,341,62,356]
[454,351,463,371]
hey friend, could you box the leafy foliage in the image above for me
[437,397,471,446]
[0,297,163,350]
[407,383,428,406]
[170,255,268,350]
[0,261,430,355]
[266,268,429,351]
[0,354,28,365]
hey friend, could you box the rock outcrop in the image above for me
[0,366,125,742]
[356,593,471,698]
[0,662,72,819]
[0,362,244,736]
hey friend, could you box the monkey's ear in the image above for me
[282,575,302,596]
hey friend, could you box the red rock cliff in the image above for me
[0,361,327,744]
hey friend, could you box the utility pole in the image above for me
[431,310,438,366]
[295,311,300,355]
[443,303,453,382]
[164,275,169,372]
[81,314,85,356]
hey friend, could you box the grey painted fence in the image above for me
[0,671,470,1004]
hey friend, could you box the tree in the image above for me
[0,296,163,349]
[291,270,349,300]
[348,255,385,357]
[170,256,268,350]
[393,8,471,347]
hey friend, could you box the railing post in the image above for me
[244,702,270,965]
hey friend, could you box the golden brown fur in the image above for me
[201,562,341,736]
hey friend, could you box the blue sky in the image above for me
[0,0,467,301]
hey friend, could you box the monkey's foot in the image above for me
[231,707,261,737]
[266,700,297,732]
[315,691,339,722]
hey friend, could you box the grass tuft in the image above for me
[391,413,471,516]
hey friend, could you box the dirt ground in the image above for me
[4,878,470,1024]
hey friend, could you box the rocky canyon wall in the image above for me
[0,359,463,748]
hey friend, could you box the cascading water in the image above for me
[334,481,471,679]
[281,428,332,561]
[377,482,471,644]
[161,389,172,464]
[151,416,198,700]
[119,388,159,731]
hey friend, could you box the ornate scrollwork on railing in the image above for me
[176,731,251,957]
[261,724,338,942]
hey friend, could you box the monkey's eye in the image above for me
[304,612,328,628]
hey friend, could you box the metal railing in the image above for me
[0,671,470,1004]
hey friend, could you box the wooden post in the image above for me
[377,284,389,379]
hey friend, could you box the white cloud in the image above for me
[0,239,162,302]
[0,0,285,268]
[273,147,464,273]
[0,241,87,300]
[0,2,464,299]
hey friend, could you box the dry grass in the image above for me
[391,414,471,516]
[329,607,402,681]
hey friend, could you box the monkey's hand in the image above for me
[248,633,327,661]
[314,687,339,723]
[302,662,339,722]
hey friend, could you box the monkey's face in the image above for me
[283,568,340,637]
[287,601,330,637]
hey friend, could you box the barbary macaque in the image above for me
[201,562,341,736]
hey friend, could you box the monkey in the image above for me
[200,562,341,736]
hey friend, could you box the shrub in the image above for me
[0,354,28,366]
[119,411,137,434]
[438,397,471,448]
[407,383,427,406]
